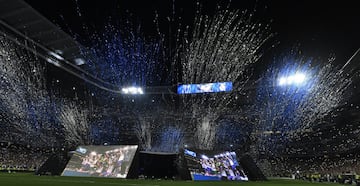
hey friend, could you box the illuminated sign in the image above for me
[177,82,232,94]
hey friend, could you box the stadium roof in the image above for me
[0,0,84,64]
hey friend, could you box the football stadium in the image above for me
[1,0,360,185]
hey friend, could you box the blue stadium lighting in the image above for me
[177,81,232,94]
[278,72,306,86]
[184,149,196,157]
[121,86,144,94]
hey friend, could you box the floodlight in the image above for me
[278,72,306,86]
[121,86,144,94]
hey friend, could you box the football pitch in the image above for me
[0,172,343,186]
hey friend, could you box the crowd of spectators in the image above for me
[255,154,360,185]
[0,142,54,172]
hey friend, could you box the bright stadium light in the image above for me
[121,86,144,94]
[278,72,306,86]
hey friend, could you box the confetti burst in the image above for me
[0,37,58,146]
[56,98,91,148]
[133,110,186,152]
[62,2,273,151]
[0,36,93,149]
[151,121,185,153]
[178,9,272,150]
[133,114,153,151]
[77,21,169,102]
[252,51,353,158]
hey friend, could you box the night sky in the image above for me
[25,0,360,61]
[22,0,360,97]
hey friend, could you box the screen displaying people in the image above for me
[184,149,248,181]
[62,145,138,178]
[177,82,232,94]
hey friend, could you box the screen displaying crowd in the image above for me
[177,82,233,94]
[61,145,138,178]
[184,149,248,181]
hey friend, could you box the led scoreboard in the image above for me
[177,82,232,94]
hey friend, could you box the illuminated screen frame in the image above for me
[184,149,248,181]
[61,145,138,178]
[177,82,232,94]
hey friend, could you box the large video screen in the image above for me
[61,145,138,178]
[177,82,232,94]
[184,149,248,181]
